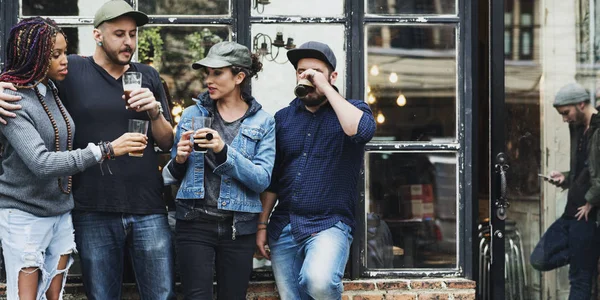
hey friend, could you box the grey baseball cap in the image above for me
[192,41,252,69]
[553,83,590,107]
[94,0,149,28]
[287,41,337,71]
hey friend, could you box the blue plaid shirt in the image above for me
[267,98,376,241]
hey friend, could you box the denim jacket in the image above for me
[163,91,276,237]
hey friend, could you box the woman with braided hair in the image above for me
[0,17,148,300]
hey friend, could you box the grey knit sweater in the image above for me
[0,82,98,216]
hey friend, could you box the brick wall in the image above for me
[0,278,476,299]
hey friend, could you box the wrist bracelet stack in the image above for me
[98,141,116,160]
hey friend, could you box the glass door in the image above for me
[485,0,599,299]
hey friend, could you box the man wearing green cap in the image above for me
[530,82,600,299]
[0,1,176,299]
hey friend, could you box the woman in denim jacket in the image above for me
[162,41,275,299]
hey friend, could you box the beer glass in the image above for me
[191,116,213,153]
[128,119,149,157]
[123,72,142,109]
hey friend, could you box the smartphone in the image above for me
[537,173,551,181]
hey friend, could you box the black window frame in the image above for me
[0,0,477,281]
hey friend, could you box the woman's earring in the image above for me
[97,41,103,46]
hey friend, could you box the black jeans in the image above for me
[530,216,600,300]
[176,217,256,300]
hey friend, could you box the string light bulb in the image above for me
[396,94,407,106]
[389,72,398,83]
[367,94,377,104]
[376,111,385,124]
[370,65,379,76]
[171,105,183,116]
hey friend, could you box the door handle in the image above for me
[495,153,509,220]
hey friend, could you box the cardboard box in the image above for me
[400,184,434,219]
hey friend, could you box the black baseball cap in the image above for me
[94,0,149,28]
[287,41,337,71]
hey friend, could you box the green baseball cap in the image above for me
[192,41,252,69]
[94,0,149,28]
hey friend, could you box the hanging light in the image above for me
[174,115,181,124]
[396,94,407,106]
[389,72,398,83]
[367,93,377,104]
[366,85,371,93]
[376,111,385,124]
[370,65,379,76]
[273,27,285,48]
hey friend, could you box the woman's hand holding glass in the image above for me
[110,132,148,156]
[193,128,224,153]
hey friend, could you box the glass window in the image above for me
[22,0,110,17]
[367,0,455,15]
[251,0,343,17]
[366,25,456,142]
[365,152,457,269]
[251,24,346,116]
[138,26,231,121]
[140,0,230,16]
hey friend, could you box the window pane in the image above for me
[60,26,96,56]
[138,26,231,113]
[366,25,456,142]
[22,0,110,16]
[251,24,346,116]
[141,0,230,16]
[367,0,455,15]
[21,0,230,17]
[365,152,457,269]
[251,0,343,17]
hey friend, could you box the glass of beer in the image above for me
[191,116,213,153]
[123,72,142,109]
[128,119,149,157]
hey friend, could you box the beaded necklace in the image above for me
[33,83,73,194]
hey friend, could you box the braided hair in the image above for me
[0,17,66,88]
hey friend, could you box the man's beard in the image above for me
[103,44,133,66]
[300,94,327,107]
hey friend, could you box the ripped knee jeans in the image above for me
[0,209,77,299]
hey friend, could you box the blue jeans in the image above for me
[0,209,76,299]
[72,211,176,300]
[176,217,256,300]
[530,216,600,300]
[269,222,353,300]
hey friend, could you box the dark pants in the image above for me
[530,216,600,300]
[176,218,256,300]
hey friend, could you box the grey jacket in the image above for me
[0,82,98,217]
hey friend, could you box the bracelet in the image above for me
[258,221,268,226]
[99,141,110,160]
[106,141,116,160]
[257,227,267,231]
[148,102,163,121]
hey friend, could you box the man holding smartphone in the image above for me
[530,83,600,300]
